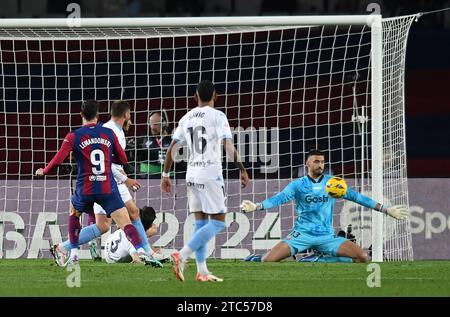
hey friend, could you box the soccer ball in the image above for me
[325,177,347,198]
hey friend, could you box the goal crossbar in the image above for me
[0,15,379,28]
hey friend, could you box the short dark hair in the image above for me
[81,100,99,121]
[139,206,156,231]
[111,100,130,118]
[196,80,215,102]
[307,149,325,159]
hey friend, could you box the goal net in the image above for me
[0,15,414,261]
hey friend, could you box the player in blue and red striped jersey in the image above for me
[35,100,146,265]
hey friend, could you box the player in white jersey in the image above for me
[161,80,250,282]
[105,206,169,265]
[50,101,155,266]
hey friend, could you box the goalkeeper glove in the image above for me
[380,205,408,220]
[240,200,263,213]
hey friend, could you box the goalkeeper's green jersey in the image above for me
[261,174,378,235]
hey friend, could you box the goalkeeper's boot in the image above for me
[196,272,224,282]
[244,254,262,262]
[88,240,102,261]
[171,251,186,282]
[298,252,324,263]
[50,244,68,267]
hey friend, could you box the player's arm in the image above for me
[160,139,182,194]
[241,181,297,213]
[223,138,249,188]
[343,187,408,220]
[161,119,186,194]
[111,133,128,166]
[35,132,74,176]
[111,164,141,192]
[220,113,249,188]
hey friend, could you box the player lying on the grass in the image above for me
[50,100,159,266]
[240,149,408,263]
[35,100,146,266]
[104,206,169,266]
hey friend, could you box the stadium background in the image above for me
[0,0,449,260]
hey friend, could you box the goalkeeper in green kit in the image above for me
[241,149,408,263]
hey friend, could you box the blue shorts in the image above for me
[282,230,348,257]
[71,190,125,215]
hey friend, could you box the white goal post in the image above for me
[0,15,414,261]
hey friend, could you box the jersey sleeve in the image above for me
[343,186,378,210]
[261,180,298,210]
[217,113,232,140]
[172,118,186,144]
[112,132,128,166]
[111,164,128,183]
[43,132,74,175]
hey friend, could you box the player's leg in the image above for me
[124,197,152,254]
[335,240,368,263]
[51,191,93,266]
[171,180,204,281]
[314,235,367,263]
[263,229,311,262]
[192,212,209,275]
[109,207,144,252]
[67,203,83,264]
[172,178,226,281]
[57,205,111,255]
[97,191,146,256]
[191,178,227,281]
[262,242,292,262]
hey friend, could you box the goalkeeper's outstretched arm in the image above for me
[344,187,408,220]
[241,181,297,213]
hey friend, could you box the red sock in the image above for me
[123,224,143,250]
[68,214,81,249]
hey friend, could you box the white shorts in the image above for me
[186,176,227,214]
[94,183,132,215]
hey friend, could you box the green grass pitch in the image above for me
[1,259,450,297]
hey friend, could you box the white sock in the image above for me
[179,245,193,261]
[70,248,78,259]
[137,247,146,254]
[196,261,209,275]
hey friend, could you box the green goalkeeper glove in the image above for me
[240,200,263,213]
[381,205,408,220]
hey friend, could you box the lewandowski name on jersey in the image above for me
[79,137,112,149]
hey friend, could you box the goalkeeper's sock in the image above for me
[60,224,101,251]
[187,219,226,256]
[132,219,151,253]
[316,256,353,263]
[194,219,209,263]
